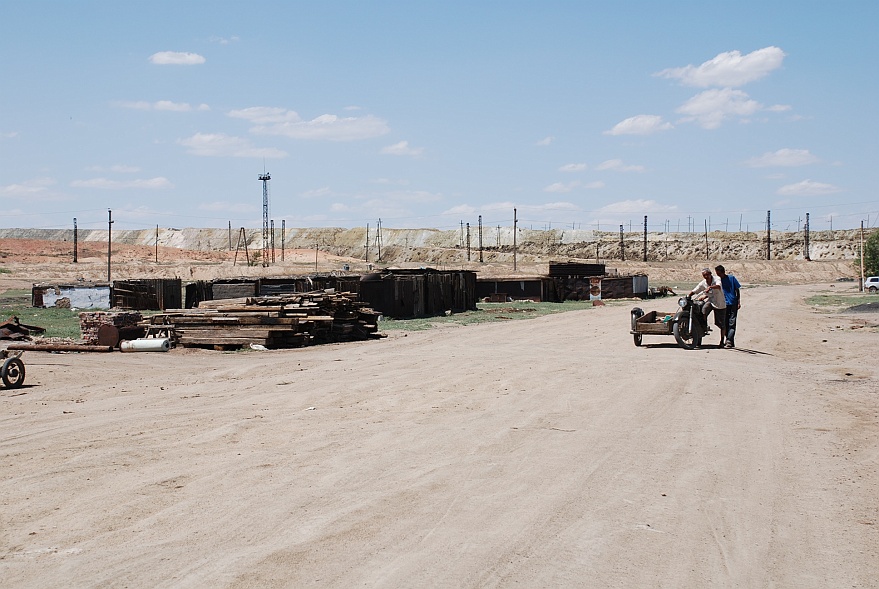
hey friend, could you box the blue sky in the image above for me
[1,1,877,233]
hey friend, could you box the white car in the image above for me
[866,276,879,292]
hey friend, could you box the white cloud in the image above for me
[583,181,605,189]
[443,204,477,216]
[69,177,173,189]
[536,136,554,146]
[113,101,152,110]
[230,107,390,141]
[655,46,785,88]
[1,131,19,139]
[559,163,587,172]
[776,179,841,196]
[178,133,287,158]
[210,36,239,45]
[598,199,678,214]
[154,100,193,112]
[605,115,673,136]
[113,100,208,112]
[544,181,581,193]
[595,159,645,173]
[745,148,820,168]
[228,107,299,124]
[0,177,55,197]
[676,88,761,129]
[381,140,424,156]
[149,51,206,65]
[302,187,333,198]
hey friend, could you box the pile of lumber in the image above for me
[144,290,383,350]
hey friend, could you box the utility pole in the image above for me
[281,219,285,262]
[365,223,370,262]
[466,223,471,261]
[513,208,518,272]
[478,215,483,263]
[619,224,625,261]
[766,210,771,260]
[107,209,113,282]
[73,217,78,263]
[704,220,709,260]
[155,225,159,263]
[642,215,647,262]
[804,212,811,261]
[228,221,232,251]
[270,219,275,263]
[376,218,383,262]
[860,220,866,291]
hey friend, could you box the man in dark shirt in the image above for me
[715,265,741,348]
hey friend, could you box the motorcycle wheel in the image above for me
[673,320,695,350]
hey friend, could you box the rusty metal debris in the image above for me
[0,316,46,341]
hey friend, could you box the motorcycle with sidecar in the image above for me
[629,294,711,349]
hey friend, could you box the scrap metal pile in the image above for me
[144,290,383,350]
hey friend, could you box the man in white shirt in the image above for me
[688,267,728,348]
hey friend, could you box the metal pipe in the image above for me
[120,338,171,352]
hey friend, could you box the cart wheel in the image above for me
[1,357,25,389]
[633,333,643,346]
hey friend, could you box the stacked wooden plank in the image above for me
[144,290,383,350]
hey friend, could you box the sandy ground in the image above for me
[1,278,877,587]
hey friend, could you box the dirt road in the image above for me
[1,284,877,587]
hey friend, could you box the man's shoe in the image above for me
[724,342,734,349]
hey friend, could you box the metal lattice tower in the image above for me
[259,172,271,266]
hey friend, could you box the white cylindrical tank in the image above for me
[120,338,171,352]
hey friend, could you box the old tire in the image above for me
[869,286,878,293]
[630,307,644,331]
[673,320,695,350]
[633,333,643,346]
[1,357,25,389]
